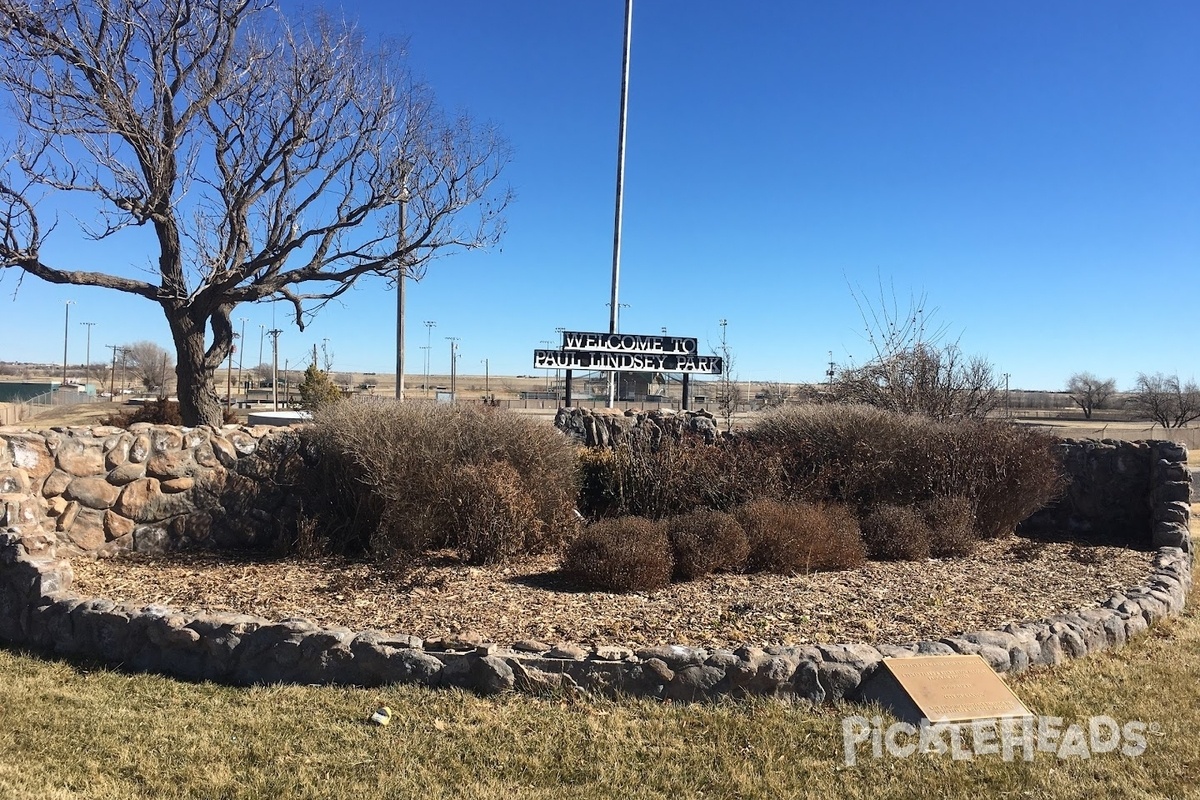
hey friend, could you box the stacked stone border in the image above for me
[0,423,1193,703]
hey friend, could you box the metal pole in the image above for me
[446,337,459,403]
[424,320,436,396]
[395,172,410,401]
[269,329,281,411]
[107,345,119,398]
[607,0,633,408]
[237,317,247,398]
[61,300,74,390]
[80,321,95,388]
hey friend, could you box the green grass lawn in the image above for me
[0,562,1196,800]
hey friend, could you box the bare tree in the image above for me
[123,341,175,397]
[833,282,999,420]
[1065,372,1116,420]
[0,0,511,426]
[1132,373,1200,429]
[758,381,792,409]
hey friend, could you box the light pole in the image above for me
[80,321,95,388]
[258,324,265,385]
[395,164,412,402]
[554,327,565,395]
[540,340,552,390]
[445,337,459,403]
[607,0,634,408]
[61,300,75,391]
[424,320,436,395]
[1003,372,1011,418]
[482,358,490,401]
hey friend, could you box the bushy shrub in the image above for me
[861,504,931,561]
[749,404,1063,539]
[923,495,977,557]
[735,499,865,574]
[450,461,539,565]
[102,398,237,427]
[562,516,673,592]
[304,400,579,563]
[576,433,784,520]
[665,509,749,581]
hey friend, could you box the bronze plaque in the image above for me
[879,655,1033,723]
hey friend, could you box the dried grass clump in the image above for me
[304,399,579,563]
[102,398,237,427]
[665,510,749,581]
[735,499,865,575]
[562,517,673,592]
[861,504,931,561]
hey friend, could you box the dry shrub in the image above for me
[304,399,579,563]
[735,499,864,575]
[923,495,977,557]
[450,462,539,565]
[102,398,238,427]
[749,404,1064,539]
[576,433,784,520]
[861,504,931,561]
[665,510,749,581]
[562,517,673,592]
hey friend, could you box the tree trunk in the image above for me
[166,305,228,427]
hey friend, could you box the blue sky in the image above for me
[2,1,1196,390]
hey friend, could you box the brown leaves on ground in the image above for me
[69,536,1153,651]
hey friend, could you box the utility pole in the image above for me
[540,340,552,390]
[106,345,121,399]
[554,327,565,397]
[482,358,490,401]
[1004,372,1011,418]
[269,329,281,411]
[827,350,835,392]
[80,321,95,388]
[258,324,265,382]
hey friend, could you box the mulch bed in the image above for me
[68,535,1154,651]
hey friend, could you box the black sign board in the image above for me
[559,330,699,356]
[534,349,722,374]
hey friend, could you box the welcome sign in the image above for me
[535,330,723,374]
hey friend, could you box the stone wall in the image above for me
[1019,439,1193,553]
[555,407,721,448]
[0,424,1193,703]
[0,423,309,556]
[0,532,1190,701]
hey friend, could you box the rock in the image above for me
[56,438,105,477]
[8,434,55,480]
[547,643,588,660]
[147,450,193,480]
[635,644,708,669]
[439,654,514,695]
[104,510,136,541]
[41,470,72,498]
[64,477,121,509]
[160,477,195,493]
[107,462,147,486]
[66,509,107,550]
[104,434,132,469]
[594,645,633,662]
[641,658,675,683]
[664,665,723,701]
[511,639,550,653]
[0,469,30,496]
